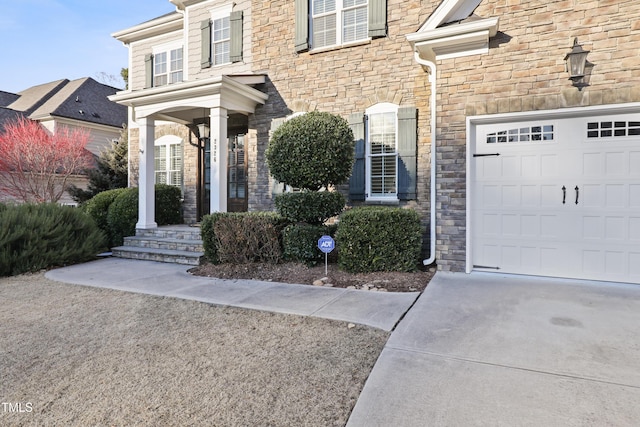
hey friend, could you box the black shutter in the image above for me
[144,54,154,88]
[201,19,212,68]
[230,11,243,63]
[295,0,309,52]
[368,0,387,38]
[397,107,417,200]
[348,113,366,201]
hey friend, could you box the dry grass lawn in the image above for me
[0,273,389,426]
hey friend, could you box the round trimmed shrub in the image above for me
[266,111,355,190]
[155,184,183,225]
[275,191,345,225]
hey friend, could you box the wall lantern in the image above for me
[189,117,210,141]
[564,38,592,90]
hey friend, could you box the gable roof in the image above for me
[3,78,127,129]
[29,78,127,128]
[407,0,498,62]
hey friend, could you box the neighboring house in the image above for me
[0,78,127,204]
[111,0,640,284]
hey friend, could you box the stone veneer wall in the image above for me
[250,0,434,257]
[129,124,198,224]
[431,0,640,271]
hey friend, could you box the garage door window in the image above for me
[587,121,640,138]
[486,125,554,143]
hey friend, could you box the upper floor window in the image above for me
[153,47,183,86]
[295,0,386,52]
[201,9,244,69]
[145,42,183,88]
[312,0,368,48]
[213,16,231,65]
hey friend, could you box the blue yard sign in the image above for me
[317,235,335,253]
[318,235,335,275]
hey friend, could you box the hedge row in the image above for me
[201,206,423,272]
[0,203,106,277]
[83,184,182,247]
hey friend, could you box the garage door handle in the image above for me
[575,186,579,205]
[562,186,566,204]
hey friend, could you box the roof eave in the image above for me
[112,12,183,44]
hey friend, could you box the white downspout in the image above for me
[413,52,437,266]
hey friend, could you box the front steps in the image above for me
[112,225,204,266]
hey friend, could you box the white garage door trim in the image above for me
[466,102,640,283]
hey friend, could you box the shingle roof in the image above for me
[0,107,27,131]
[7,79,69,115]
[4,78,127,129]
[0,91,20,108]
[29,78,127,128]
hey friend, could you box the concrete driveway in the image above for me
[348,272,640,426]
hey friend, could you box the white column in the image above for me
[209,107,228,212]
[136,117,157,229]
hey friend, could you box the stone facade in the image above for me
[431,0,640,271]
[250,0,434,253]
[118,0,639,272]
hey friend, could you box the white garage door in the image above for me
[471,111,640,283]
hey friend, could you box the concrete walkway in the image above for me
[347,272,640,426]
[44,258,419,332]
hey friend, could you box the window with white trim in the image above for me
[152,43,183,87]
[311,0,368,49]
[367,103,398,200]
[155,136,183,188]
[213,15,230,65]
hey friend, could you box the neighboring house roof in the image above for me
[0,91,20,108]
[0,107,27,131]
[29,78,127,128]
[2,78,127,129]
[6,79,69,116]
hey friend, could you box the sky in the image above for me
[0,0,176,93]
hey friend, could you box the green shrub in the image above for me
[282,223,337,266]
[336,206,423,273]
[275,191,345,225]
[200,212,286,264]
[266,111,355,190]
[82,188,127,246]
[0,203,107,277]
[106,185,183,246]
[155,184,183,225]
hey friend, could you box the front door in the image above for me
[227,133,248,212]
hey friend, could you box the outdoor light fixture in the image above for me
[189,117,210,141]
[564,38,592,90]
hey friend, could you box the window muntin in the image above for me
[153,46,183,87]
[486,125,554,144]
[367,107,398,199]
[587,121,640,138]
[155,138,183,187]
[311,0,368,49]
[213,16,230,65]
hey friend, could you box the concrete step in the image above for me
[111,246,204,266]
[123,236,204,252]
[135,226,202,241]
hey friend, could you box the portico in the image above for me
[110,75,268,229]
